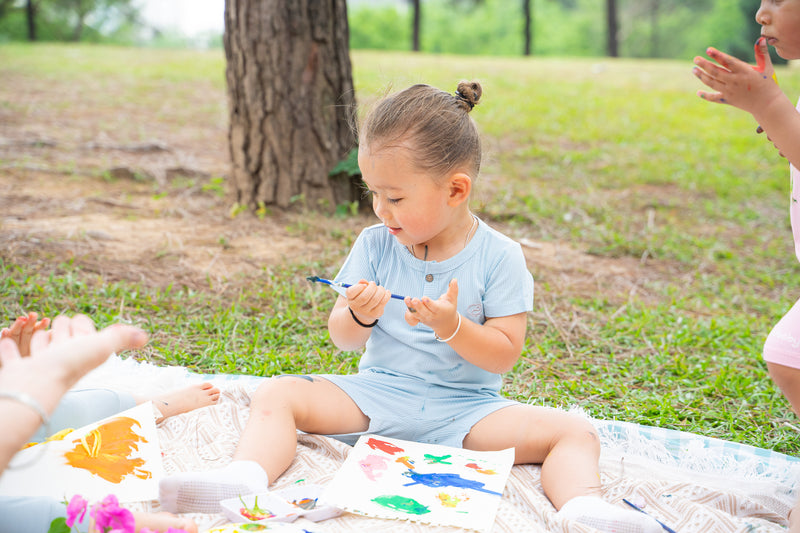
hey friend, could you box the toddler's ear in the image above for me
[447,173,472,206]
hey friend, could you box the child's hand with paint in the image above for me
[345,279,392,324]
[403,279,460,342]
[752,36,779,133]
[693,37,782,124]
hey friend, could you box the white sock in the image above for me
[558,496,663,533]
[159,460,269,514]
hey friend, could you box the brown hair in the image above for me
[360,81,483,180]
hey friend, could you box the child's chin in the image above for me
[774,46,799,61]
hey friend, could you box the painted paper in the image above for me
[322,434,514,532]
[0,402,163,503]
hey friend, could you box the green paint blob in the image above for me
[372,494,431,515]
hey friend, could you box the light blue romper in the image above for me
[323,218,534,447]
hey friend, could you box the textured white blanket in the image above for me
[75,356,799,532]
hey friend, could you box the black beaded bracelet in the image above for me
[349,307,378,328]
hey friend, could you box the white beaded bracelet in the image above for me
[0,390,49,426]
[435,313,462,342]
[0,390,52,468]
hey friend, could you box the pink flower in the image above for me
[65,494,88,527]
[90,494,135,533]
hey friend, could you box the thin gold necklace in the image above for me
[410,214,477,260]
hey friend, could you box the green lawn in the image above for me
[1,44,799,455]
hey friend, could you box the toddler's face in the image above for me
[358,142,452,249]
[757,0,800,59]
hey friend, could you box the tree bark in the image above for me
[411,0,420,52]
[606,0,618,57]
[26,0,36,41]
[223,0,359,210]
[522,0,531,56]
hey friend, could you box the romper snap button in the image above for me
[425,274,434,282]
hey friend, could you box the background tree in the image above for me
[0,0,138,42]
[410,0,420,51]
[224,0,359,211]
[606,0,617,57]
[523,0,532,56]
[25,0,35,40]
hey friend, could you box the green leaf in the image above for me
[48,517,71,533]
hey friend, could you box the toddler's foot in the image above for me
[159,460,269,514]
[558,496,662,533]
[140,382,221,423]
[131,510,198,533]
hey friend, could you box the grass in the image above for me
[1,44,799,455]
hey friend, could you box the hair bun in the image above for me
[455,81,481,111]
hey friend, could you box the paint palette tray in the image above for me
[220,483,342,524]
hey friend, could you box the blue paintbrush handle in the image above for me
[307,276,407,300]
[622,499,677,533]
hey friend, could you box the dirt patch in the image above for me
[0,68,671,306]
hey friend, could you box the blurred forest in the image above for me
[0,0,775,62]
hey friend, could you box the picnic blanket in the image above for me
[74,355,800,532]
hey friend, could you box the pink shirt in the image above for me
[792,98,800,263]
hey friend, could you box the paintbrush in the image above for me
[622,499,677,533]
[306,276,408,300]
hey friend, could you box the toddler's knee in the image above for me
[251,376,298,404]
[562,413,600,451]
[250,375,317,409]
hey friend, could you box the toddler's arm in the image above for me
[404,279,527,374]
[328,280,391,351]
[693,41,800,168]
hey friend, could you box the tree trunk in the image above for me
[522,0,531,56]
[411,0,420,52]
[223,0,359,210]
[26,0,36,41]
[649,0,659,58]
[606,0,618,57]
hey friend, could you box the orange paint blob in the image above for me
[63,416,151,483]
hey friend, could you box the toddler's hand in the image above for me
[346,280,391,323]
[404,279,460,339]
[693,38,781,116]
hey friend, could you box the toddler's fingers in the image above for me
[49,315,68,344]
[404,309,420,327]
[29,328,51,355]
[754,36,773,74]
[0,337,22,366]
[444,279,459,303]
[70,314,97,337]
[703,47,738,71]
[101,324,149,354]
[697,90,726,105]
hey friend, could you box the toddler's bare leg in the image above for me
[159,375,368,513]
[464,404,660,533]
[767,362,800,417]
[235,376,368,481]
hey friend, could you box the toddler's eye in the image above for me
[388,198,402,204]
